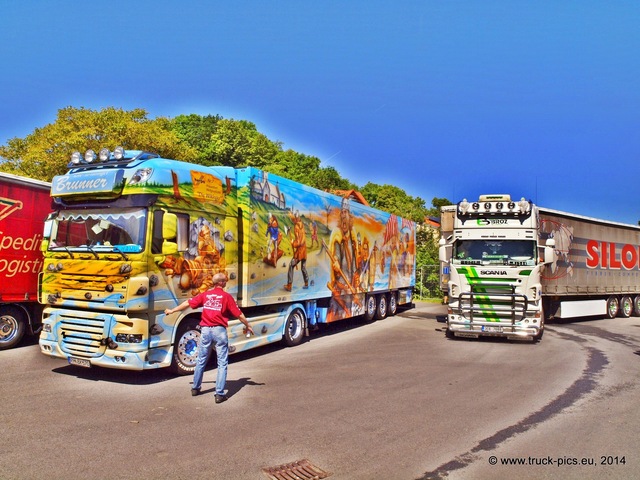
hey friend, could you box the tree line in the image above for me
[0,106,449,298]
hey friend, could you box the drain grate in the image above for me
[262,458,332,480]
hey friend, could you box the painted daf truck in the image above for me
[39,147,415,373]
[439,194,640,342]
[0,172,50,349]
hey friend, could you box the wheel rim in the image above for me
[378,296,387,316]
[0,315,19,342]
[176,329,200,368]
[608,298,619,317]
[635,296,640,315]
[622,297,633,316]
[389,295,397,314]
[366,297,376,317]
[288,310,304,341]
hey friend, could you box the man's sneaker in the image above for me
[215,394,228,404]
[191,388,200,397]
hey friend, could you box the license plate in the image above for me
[68,356,91,368]
[483,325,503,333]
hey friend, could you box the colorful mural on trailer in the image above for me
[149,166,416,323]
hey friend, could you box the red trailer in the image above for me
[0,172,50,349]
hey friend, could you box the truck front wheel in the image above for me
[170,317,201,375]
[283,308,306,347]
[0,306,27,350]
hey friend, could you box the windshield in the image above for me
[453,239,536,266]
[49,208,146,253]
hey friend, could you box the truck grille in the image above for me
[458,283,527,323]
[59,314,108,357]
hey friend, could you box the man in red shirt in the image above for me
[165,273,254,403]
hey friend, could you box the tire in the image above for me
[445,327,456,339]
[605,296,619,319]
[363,295,377,322]
[170,317,201,375]
[388,293,398,316]
[0,306,27,350]
[634,295,640,317]
[619,296,633,318]
[283,308,306,347]
[375,294,388,320]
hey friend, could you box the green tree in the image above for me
[309,166,356,192]
[0,106,196,181]
[360,182,429,222]
[170,113,222,164]
[427,196,454,218]
[265,149,321,184]
[208,118,280,168]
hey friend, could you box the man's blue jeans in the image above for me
[192,326,228,396]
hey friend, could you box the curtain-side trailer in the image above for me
[439,194,640,342]
[39,147,416,373]
[0,172,50,349]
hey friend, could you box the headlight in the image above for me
[116,334,143,344]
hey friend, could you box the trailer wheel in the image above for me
[388,293,398,316]
[620,296,633,318]
[170,317,201,375]
[283,308,306,347]
[364,295,377,322]
[606,296,619,319]
[375,294,388,320]
[0,306,27,350]
[634,296,640,317]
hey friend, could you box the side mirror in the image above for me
[439,244,452,263]
[163,213,177,239]
[543,245,557,265]
[160,213,179,255]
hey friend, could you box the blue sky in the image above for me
[1,1,639,223]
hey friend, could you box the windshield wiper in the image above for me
[112,246,129,261]
[51,246,75,259]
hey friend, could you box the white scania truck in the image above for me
[439,194,640,342]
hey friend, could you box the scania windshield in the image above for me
[453,239,537,266]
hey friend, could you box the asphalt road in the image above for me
[1,302,639,480]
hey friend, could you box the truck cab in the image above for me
[440,195,556,342]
